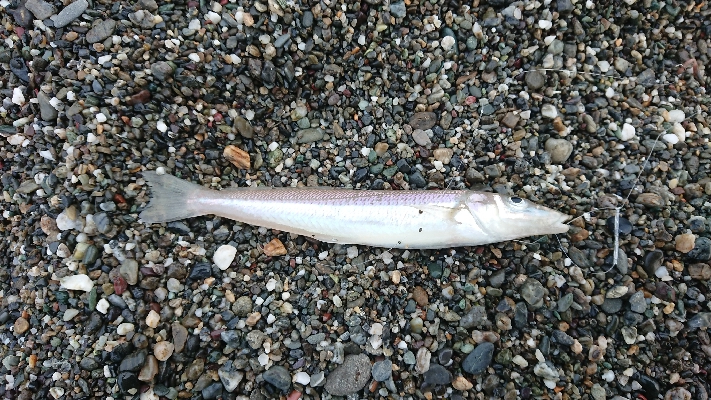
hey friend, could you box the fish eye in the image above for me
[509,197,526,207]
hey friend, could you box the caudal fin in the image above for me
[139,171,210,224]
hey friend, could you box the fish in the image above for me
[138,171,570,249]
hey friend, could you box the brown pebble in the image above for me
[14,317,29,334]
[570,228,590,242]
[501,112,520,129]
[40,215,58,235]
[552,117,567,133]
[675,233,696,253]
[154,341,174,361]
[688,263,711,280]
[246,311,262,326]
[374,142,389,156]
[127,89,151,105]
[635,192,664,207]
[263,238,287,256]
[65,31,78,41]
[452,376,473,391]
[412,286,429,307]
[223,145,251,170]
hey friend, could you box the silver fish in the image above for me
[139,171,570,249]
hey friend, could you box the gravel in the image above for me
[1,0,710,398]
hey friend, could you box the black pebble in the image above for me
[606,216,632,235]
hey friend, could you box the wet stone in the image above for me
[371,359,392,382]
[545,138,573,163]
[117,372,139,393]
[151,61,174,81]
[629,291,647,313]
[423,364,452,386]
[644,250,664,275]
[601,298,623,314]
[462,342,494,375]
[296,128,324,144]
[389,1,407,18]
[460,306,488,329]
[525,71,546,90]
[38,92,58,121]
[119,350,146,372]
[52,0,88,28]
[688,237,711,261]
[520,278,545,309]
[86,19,117,43]
[409,112,437,130]
[325,354,371,396]
[25,0,56,20]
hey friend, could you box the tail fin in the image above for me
[139,171,210,224]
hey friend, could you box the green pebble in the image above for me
[382,166,398,178]
[459,342,474,354]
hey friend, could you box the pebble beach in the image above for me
[1,0,710,398]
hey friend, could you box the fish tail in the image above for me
[139,171,210,224]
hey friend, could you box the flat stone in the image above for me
[38,92,58,121]
[86,19,117,43]
[371,359,392,382]
[525,70,546,90]
[545,138,573,163]
[263,365,291,392]
[325,354,371,396]
[52,0,88,28]
[25,0,56,20]
[462,342,494,375]
[521,278,545,309]
[409,112,437,130]
[296,128,324,144]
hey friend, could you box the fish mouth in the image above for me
[552,213,571,233]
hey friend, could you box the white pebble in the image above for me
[12,87,25,105]
[188,53,201,62]
[266,278,277,291]
[512,355,529,368]
[597,60,610,73]
[206,11,221,24]
[538,20,552,29]
[189,19,201,29]
[157,120,168,132]
[117,323,135,335]
[63,309,80,321]
[602,370,615,382]
[96,113,107,123]
[60,274,94,292]
[39,150,55,161]
[293,371,311,385]
[381,251,393,264]
[617,123,636,141]
[97,55,112,64]
[662,133,679,145]
[333,295,343,308]
[213,244,237,270]
[541,104,558,119]
[440,36,456,51]
[667,109,685,123]
[605,87,615,98]
[258,354,269,366]
[346,246,359,259]
[96,298,110,314]
[167,278,183,292]
[369,323,383,335]
[56,210,77,231]
[146,310,160,328]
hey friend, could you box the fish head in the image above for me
[468,193,570,240]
